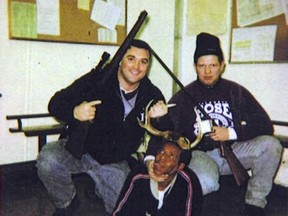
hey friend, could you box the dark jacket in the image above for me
[113,164,203,216]
[168,78,273,150]
[48,70,165,164]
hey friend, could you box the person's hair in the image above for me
[130,39,152,59]
[160,139,192,165]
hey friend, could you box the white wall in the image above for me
[128,1,176,100]
[0,0,175,165]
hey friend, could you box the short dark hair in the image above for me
[160,139,192,165]
[130,39,152,59]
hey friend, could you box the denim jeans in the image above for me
[188,135,282,208]
[37,139,130,214]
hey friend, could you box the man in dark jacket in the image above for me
[167,33,282,216]
[37,39,168,215]
[113,138,203,216]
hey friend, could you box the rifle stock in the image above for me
[65,11,148,158]
[220,141,249,186]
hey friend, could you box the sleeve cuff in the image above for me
[228,127,237,140]
[143,155,155,163]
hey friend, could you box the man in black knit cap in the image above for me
[149,32,282,216]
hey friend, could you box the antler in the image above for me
[190,107,203,148]
[137,100,203,149]
[137,100,171,138]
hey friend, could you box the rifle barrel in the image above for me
[109,10,148,71]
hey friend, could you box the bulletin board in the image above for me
[8,0,127,45]
[230,0,288,63]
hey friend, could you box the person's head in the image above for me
[118,39,152,91]
[153,139,191,179]
[193,32,225,86]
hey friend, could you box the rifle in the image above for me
[150,48,249,186]
[65,11,148,158]
[97,10,148,87]
[220,141,249,186]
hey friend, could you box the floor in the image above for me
[0,161,287,216]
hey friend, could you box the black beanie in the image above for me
[194,32,224,63]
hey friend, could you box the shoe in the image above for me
[245,204,265,216]
[53,195,80,216]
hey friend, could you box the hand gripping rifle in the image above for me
[65,11,148,158]
[150,48,249,186]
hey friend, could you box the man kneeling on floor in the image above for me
[112,137,203,216]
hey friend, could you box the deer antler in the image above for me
[190,107,203,148]
[137,100,170,138]
[137,100,203,149]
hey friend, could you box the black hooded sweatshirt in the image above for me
[48,70,166,164]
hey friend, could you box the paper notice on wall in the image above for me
[97,28,117,43]
[91,0,122,30]
[77,0,91,11]
[36,0,60,35]
[11,2,37,38]
[109,0,126,26]
[187,0,228,35]
[231,25,277,62]
[237,0,284,27]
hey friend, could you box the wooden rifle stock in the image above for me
[65,11,148,158]
[220,141,249,186]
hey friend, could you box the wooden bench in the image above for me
[5,114,288,157]
[6,113,65,151]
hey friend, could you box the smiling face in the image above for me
[117,46,150,91]
[153,143,181,177]
[194,55,225,86]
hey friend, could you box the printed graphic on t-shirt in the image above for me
[194,100,234,133]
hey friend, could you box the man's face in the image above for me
[118,46,150,89]
[194,55,225,86]
[153,143,181,176]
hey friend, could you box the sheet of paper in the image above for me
[231,25,277,62]
[237,0,284,27]
[283,0,288,24]
[187,0,228,35]
[11,2,37,38]
[97,28,117,43]
[109,0,126,25]
[36,0,60,35]
[77,0,91,11]
[91,0,123,30]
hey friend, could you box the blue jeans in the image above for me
[189,135,282,208]
[37,139,130,214]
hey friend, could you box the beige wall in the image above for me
[0,0,287,165]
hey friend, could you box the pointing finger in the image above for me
[88,100,102,107]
